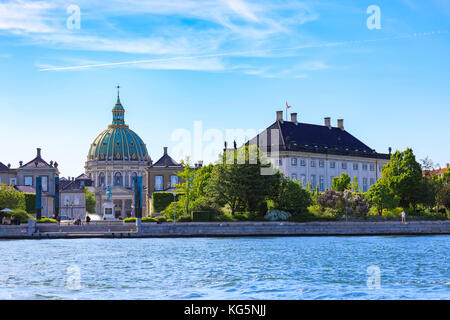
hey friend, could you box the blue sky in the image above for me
[0,0,449,176]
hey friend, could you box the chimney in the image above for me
[388,147,392,155]
[163,147,168,155]
[37,148,41,158]
[276,110,283,122]
[291,113,298,125]
[198,160,203,168]
[446,163,449,168]
[324,117,331,129]
[337,119,344,130]
[7,163,10,168]
[19,161,23,167]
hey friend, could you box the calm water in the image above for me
[0,236,449,300]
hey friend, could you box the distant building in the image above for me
[146,147,186,215]
[59,174,93,219]
[423,163,449,178]
[0,148,59,217]
[247,111,391,192]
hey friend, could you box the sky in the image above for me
[0,0,449,177]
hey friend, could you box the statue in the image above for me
[106,186,112,202]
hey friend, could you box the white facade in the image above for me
[268,152,388,192]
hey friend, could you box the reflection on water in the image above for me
[0,236,449,299]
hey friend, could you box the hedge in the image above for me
[24,193,36,214]
[37,218,57,224]
[192,211,214,222]
[152,192,180,213]
[124,217,158,223]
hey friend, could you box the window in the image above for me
[319,176,325,192]
[300,159,306,167]
[291,173,297,180]
[330,161,336,169]
[362,164,368,171]
[311,175,316,188]
[291,158,297,166]
[311,160,316,167]
[9,178,16,185]
[319,160,325,168]
[41,176,48,192]
[98,173,105,187]
[370,164,375,171]
[370,178,375,186]
[114,172,122,186]
[300,174,306,186]
[64,196,70,206]
[74,196,79,206]
[341,162,347,169]
[353,163,358,170]
[80,180,85,187]
[24,176,33,186]
[363,178,368,192]
[170,175,179,187]
[155,176,164,191]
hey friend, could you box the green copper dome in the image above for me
[88,94,149,162]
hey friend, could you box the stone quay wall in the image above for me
[0,221,449,239]
[138,221,450,237]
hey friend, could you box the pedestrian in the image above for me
[56,215,61,225]
[86,215,91,224]
[401,211,406,223]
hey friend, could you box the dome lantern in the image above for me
[112,85,125,126]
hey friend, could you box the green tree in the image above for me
[176,157,197,215]
[206,145,278,215]
[85,187,97,213]
[442,169,450,183]
[437,183,450,210]
[272,176,313,215]
[331,173,351,191]
[420,176,441,209]
[351,176,361,193]
[367,182,398,215]
[0,184,25,211]
[380,148,423,209]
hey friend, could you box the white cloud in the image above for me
[0,0,56,33]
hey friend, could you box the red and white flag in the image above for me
[286,101,292,109]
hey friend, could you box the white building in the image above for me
[248,111,391,192]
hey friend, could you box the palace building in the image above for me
[247,110,391,192]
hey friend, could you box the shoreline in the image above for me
[0,221,449,239]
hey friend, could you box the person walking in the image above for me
[86,215,91,225]
[401,211,406,223]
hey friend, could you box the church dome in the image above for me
[88,94,149,162]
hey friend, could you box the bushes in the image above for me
[124,217,158,223]
[37,218,57,224]
[317,190,369,218]
[152,192,178,213]
[192,211,213,222]
[12,209,34,223]
[265,210,292,221]
[123,217,136,223]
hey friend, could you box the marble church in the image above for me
[85,89,182,218]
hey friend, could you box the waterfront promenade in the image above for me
[0,220,449,239]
